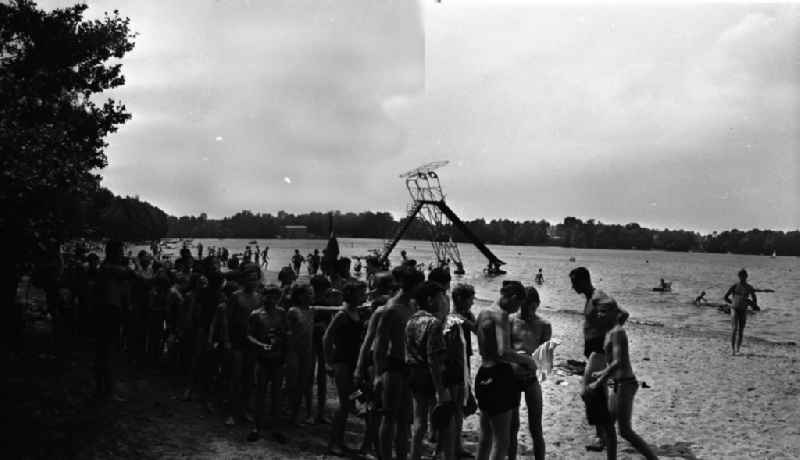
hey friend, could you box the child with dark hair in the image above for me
[353,272,396,458]
[222,266,261,426]
[588,302,658,460]
[247,285,288,443]
[406,281,451,460]
[374,264,425,460]
[570,266,629,453]
[475,280,534,460]
[286,283,316,425]
[93,240,135,400]
[509,286,551,460]
[323,280,367,455]
[724,268,758,355]
[310,274,335,424]
[445,283,476,457]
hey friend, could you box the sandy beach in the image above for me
[16,304,794,460]
[496,311,800,459]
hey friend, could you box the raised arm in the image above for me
[748,284,758,308]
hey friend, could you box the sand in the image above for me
[482,311,800,459]
[9,275,799,459]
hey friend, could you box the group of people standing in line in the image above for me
[32,239,665,460]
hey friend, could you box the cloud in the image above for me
[72,0,425,216]
[36,1,798,230]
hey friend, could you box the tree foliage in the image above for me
[165,211,800,256]
[0,0,136,259]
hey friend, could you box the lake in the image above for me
[157,237,799,345]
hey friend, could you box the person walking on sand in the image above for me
[474,280,535,460]
[588,301,658,460]
[509,286,551,460]
[724,269,758,355]
[570,267,628,453]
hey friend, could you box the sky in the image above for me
[40,0,800,233]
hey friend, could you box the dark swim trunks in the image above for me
[475,362,519,416]
[581,385,611,426]
[408,365,435,398]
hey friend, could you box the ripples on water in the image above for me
[160,238,800,344]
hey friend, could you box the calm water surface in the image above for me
[159,238,799,344]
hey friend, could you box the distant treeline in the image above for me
[166,211,800,256]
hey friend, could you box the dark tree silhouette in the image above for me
[0,0,136,340]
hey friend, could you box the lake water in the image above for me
[158,237,799,345]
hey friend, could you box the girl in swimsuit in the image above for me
[509,286,551,460]
[723,269,757,355]
[589,303,658,460]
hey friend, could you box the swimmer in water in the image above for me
[694,291,707,305]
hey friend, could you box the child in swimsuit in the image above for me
[589,302,658,460]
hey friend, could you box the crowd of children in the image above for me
[30,239,656,460]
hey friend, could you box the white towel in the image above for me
[532,340,559,382]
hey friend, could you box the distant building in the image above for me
[281,225,314,239]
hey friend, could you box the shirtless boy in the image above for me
[570,266,628,452]
[286,284,316,425]
[588,301,658,460]
[374,265,425,460]
[474,280,534,460]
[246,285,287,442]
[509,286,551,460]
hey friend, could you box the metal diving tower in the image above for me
[379,161,506,275]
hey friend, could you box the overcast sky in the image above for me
[43,0,799,232]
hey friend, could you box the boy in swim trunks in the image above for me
[374,265,425,460]
[246,285,287,442]
[509,286,551,460]
[475,280,534,460]
[405,281,451,460]
[588,302,658,460]
[570,267,628,452]
[286,283,316,425]
[724,269,758,355]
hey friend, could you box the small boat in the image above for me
[771,251,777,258]
[249,241,258,245]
